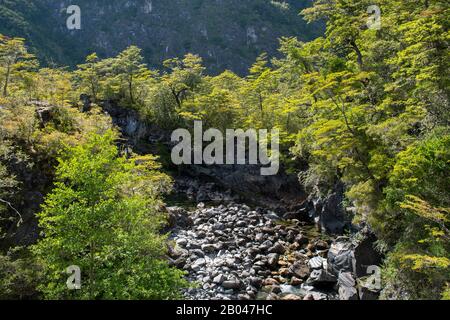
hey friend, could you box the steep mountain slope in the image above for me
[0,0,322,74]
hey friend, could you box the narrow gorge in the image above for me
[105,102,384,300]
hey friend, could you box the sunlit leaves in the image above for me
[32,131,186,299]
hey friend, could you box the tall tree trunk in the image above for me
[129,75,134,104]
[171,88,187,109]
[350,40,363,68]
[3,64,11,97]
[90,78,97,102]
[171,88,182,108]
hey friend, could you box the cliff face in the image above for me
[0,0,322,74]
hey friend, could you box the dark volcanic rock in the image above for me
[306,269,337,288]
[166,206,193,230]
[290,261,310,279]
[268,242,286,255]
[338,272,358,300]
[327,239,354,275]
[222,279,242,290]
[353,233,383,278]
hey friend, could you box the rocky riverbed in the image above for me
[166,201,383,301]
[98,103,383,300]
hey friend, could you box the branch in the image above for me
[0,198,23,227]
[329,94,378,184]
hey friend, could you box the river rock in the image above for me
[201,244,216,253]
[327,239,354,275]
[191,258,206,271]
[267,253,279,269]
[176,238,188,247]
[268,242,286,254]
[263,278,280,286]
[222,279,242,290]
[282,294,302,300]
[265,212,281,221]
[295,234,309,246]
[303,292,328,300]
[170,200,343,300]
[308,256,324,269]
[289,261,310,279]
[213,274,226,284]
[249,277,263,288]
[314,240,329,250]
[306,269,337,288]
[290,277,303,286]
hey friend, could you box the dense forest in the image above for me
[0,0,449,300]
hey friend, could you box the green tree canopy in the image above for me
[32,131,187,299]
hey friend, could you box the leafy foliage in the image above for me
[32,131,187,299]
[0,0,448,300]
[0,246,42,299]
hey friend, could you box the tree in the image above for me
[162,54,204,109]
[76,53,102,102]
[144,54,204,128]
[32,131,187,299]
[242,53,278,129]
[114,46,152,105]
[291,1,449,298]
[301,0,370,68]
[385,0,450,126]
[0,162,20,238]
[0,247,42,300]
[376,131,449,299]
[0,35,36,97]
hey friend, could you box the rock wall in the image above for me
[101,100,307,211]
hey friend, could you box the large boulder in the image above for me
[308,256,325,270]
[317,188,346,234]
[306,183,348,235]
[338,272,358,300]
[327,238,355,275]
[357,276,381,300]
[306,269,337,288]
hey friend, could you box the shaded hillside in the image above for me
[0,0,323,74]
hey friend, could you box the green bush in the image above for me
[32,131,188,299]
